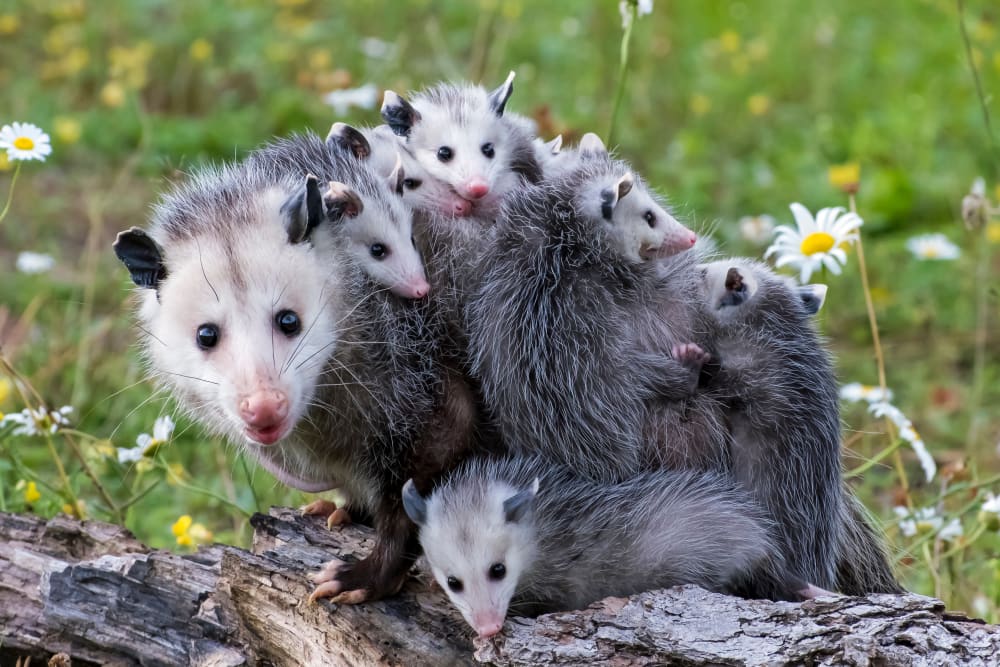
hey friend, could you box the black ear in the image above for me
[402,479,427,526]
[381,91,421,137]
[389,153,406,196]
[599,172,634,221]
[324,181,364,221]
[327,122,371,159]
[798,284,828,315]
[487,70,516,116]
[113,227,168,290]
[502,478,539,523]
[281,174,324,243]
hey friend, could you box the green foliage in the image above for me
[0,0,998,619]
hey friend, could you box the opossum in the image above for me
[402,456,786,638]
[464,133,707,482]
[113,133,482,603]
[381,71,541,218]
[699,259,900,595]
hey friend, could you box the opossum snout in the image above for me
[473,613,505,639]
[240,390,290,445]
[462,178,490,200]
[656,229,697,258]
[398,276,430,300]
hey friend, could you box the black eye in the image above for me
[488,563,506,581]
[644,210,656,228]
[370,243,388,259]
[411,235,417,247]
[481,142,495,158]
[437,146,453,162]
[275,310,301,336]
[446,576,463,593]
[196,324,220,350]
[403,177,422,190]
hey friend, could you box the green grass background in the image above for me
[1,0,998,616]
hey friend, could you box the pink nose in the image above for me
[463,179,490,199]
[476,622,503,639]
[451,198,473,216]
[405,277,430,299]
[239,391,289,429]
[686,231,697,246]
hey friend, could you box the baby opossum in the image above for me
[114,134,481,603]
[381,71,541,218]
[403,456,785,638]
[464,133,705,482]
[700,259,900,595]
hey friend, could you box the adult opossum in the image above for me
[403,456,786,638]
[113,134,480,603]
[700,259,901,595]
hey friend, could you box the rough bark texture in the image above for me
[2,509,997,667]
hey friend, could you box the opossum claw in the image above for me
[300,499,338,517]
[327,508,352,530]
[330,589,370,605]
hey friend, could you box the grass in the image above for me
[1,0,999,619]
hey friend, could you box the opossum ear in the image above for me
[502,478,539,524]
[382,91,421,137]
[578,132,607,155]
[114,227,168,290]
[402,479,427,526]
[545,134,563,155]
[718,266,750,307]
[389,153,406,196]
[282,174,324,243]
[798,284,828,315]
[487,70,516,116]
[324,181,364,222]
[327,122,371,159]
[599,173,633,221]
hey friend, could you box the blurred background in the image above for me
[0,0,998,616]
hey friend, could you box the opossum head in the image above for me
[328,122,473,218]
[574,133,697,262]
[115,175,346,449]
[700,259,828,320]
[381,71,540,218]
[403,477,539,638]
[532,134,564,174]
[320,126,430,299]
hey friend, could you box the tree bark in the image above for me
[2,509,996,667]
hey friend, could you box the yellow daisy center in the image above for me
[13,136,34,150]
[922,247,938,258]
[800,232,835,256]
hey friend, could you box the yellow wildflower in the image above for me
[190,38,213,62]
[53,117,82,145]
[166,462,188,485]
[308,48,331,71]
[689,93,711,116]
[61,500,86,518]
[747,93,771,116]
[828,162,861,195]
[61,47,90,76]
[0,14,19,35]
[24,481,41,504]
[719,30,741,53]
[172,514,212,547]
[986,221,1000,244]
[188,523,214,544]
[100,81,126,108]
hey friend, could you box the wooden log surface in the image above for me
[2,508,997,666]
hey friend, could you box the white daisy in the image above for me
[0,122,53,162]
[938,518,963,542]
[895,506,958,539]
[738,215,775,245]
[322,83,378,115]
[905,233,960,261]
[981,492,1000,515]
[2,405,72,436]
[764,203,863,284]
[16,251,55,274]
[118,414,175,464]
[900,426,936,483]
[839,382,894,404]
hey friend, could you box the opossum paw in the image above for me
[798,583,839,600]
[309,555,408,604]
[672,342,712,369]
[300,500,352,531]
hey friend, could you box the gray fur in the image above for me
[700,259,900,595]
[414,456,784,632]
[465,149,726,483]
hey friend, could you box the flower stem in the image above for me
[0,161,22,224]
[64,432,123,523]
[608,1,637,146]
[849,194,911,501]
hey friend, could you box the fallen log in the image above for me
[1,509,996,666]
